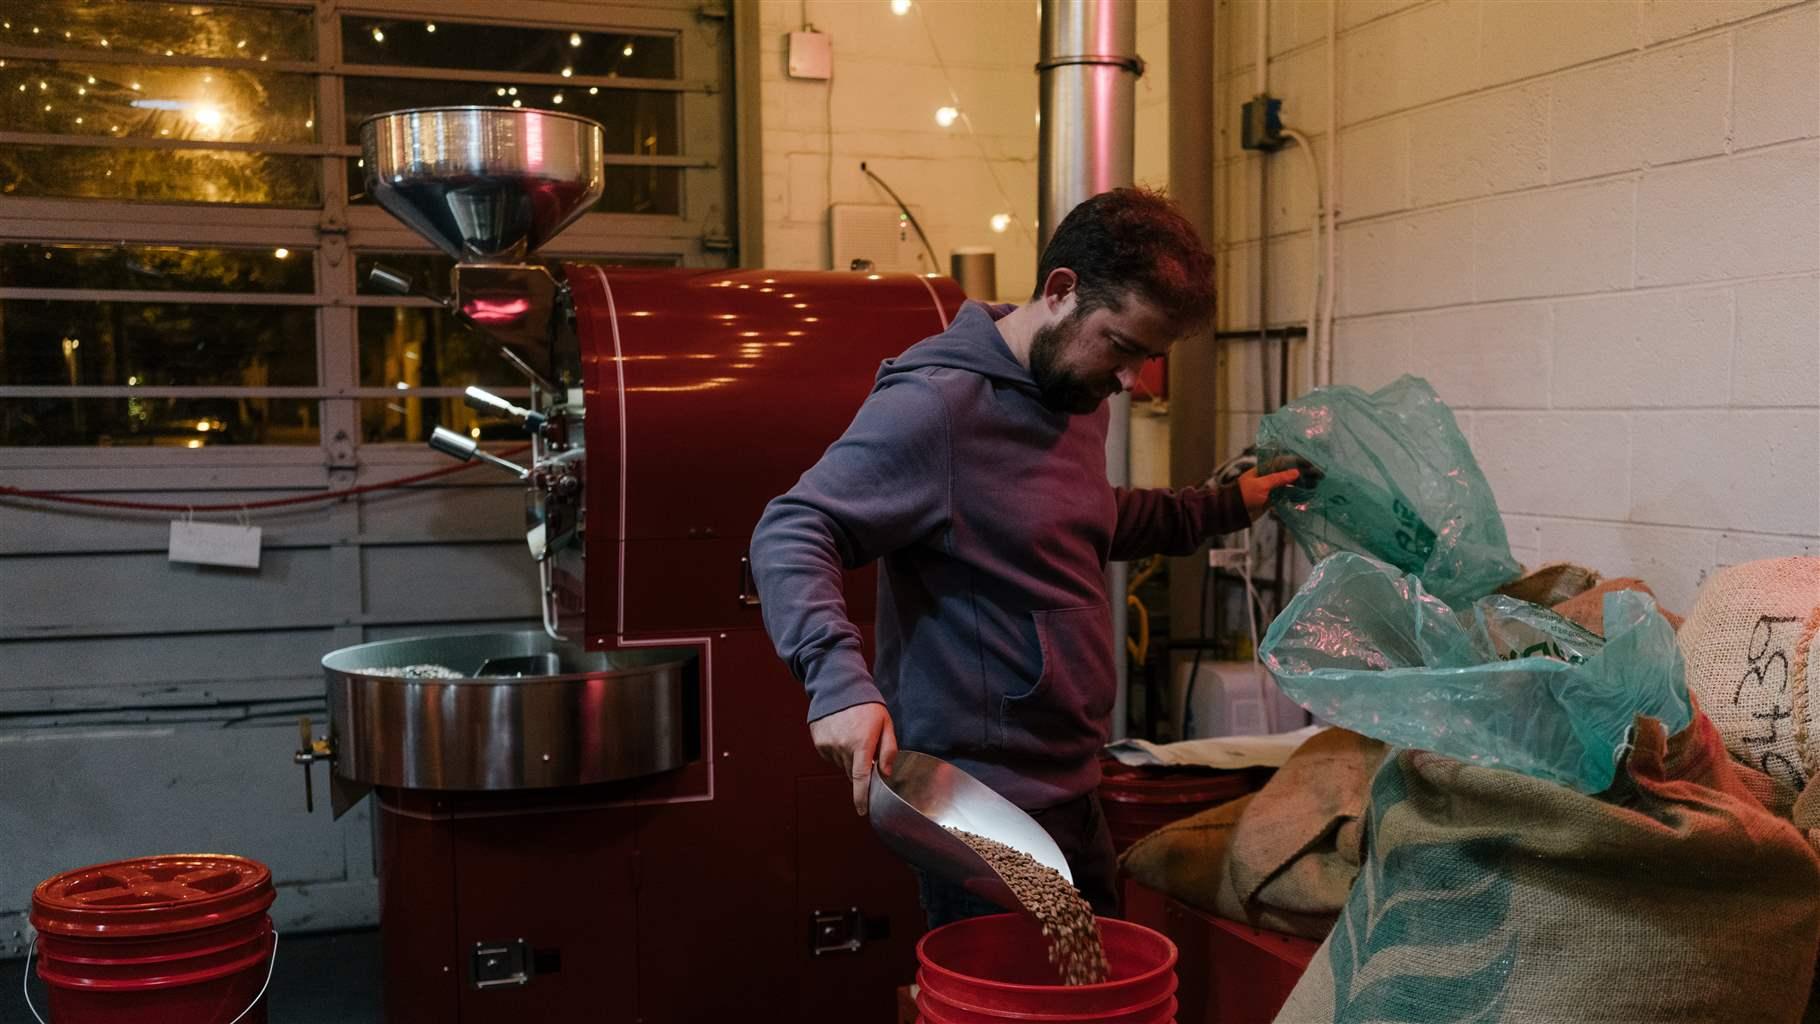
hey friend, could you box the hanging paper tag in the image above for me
[169,520,263,570]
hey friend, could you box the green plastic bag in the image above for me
[1257,375,1520,606]
[1258,552,1691,794]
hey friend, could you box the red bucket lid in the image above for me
[30,854,274,939]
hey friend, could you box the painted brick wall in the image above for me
[1212,0,1820,613]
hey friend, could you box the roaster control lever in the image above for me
[293,716,335,813]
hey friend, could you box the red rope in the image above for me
[0,444,534,514]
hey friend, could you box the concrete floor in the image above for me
[4,928,384,1024]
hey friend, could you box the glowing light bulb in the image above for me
[561,67,573,77]
[990,213,1012,233]
[371,27,384,43]
[934,106,959,128]
[426,23,436,33]
[570,32,582,47]
[892,0,912,13]
[273,248,290,259]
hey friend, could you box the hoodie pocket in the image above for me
[1000,604,1115,756]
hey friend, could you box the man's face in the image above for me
[1028,290,1176,414]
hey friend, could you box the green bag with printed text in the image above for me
[1257,375,1520,607]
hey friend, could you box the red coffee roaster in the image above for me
[293,107,966,1022]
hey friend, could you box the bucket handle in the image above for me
[22,928,280,1024]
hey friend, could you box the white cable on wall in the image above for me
[1279,126,1324,398]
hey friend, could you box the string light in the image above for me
[621,44,633,57]
[371,27,384,43]
[934,105,959,128]
[426,23,437,33]
[892,0,912,13]
[990,213,1012,233]
[561,67,573,77]
[570,32,582,47]
[273,248,290,259]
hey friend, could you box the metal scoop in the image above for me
[868,750,1071,913]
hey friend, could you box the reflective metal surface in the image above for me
[360,106,606,262]
[1039,0,1139,740]
[868,751,1071,913]
[323,632,694,791]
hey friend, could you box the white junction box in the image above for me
[830,203,929,273]
[787,30,831,80]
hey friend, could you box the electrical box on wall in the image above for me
[1240,94,1285,151]
[830,204,929,273]
[787,30,831,80]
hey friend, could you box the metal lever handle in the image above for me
[464,386,546,430]
[429,427,530,479]
[293,716,333,813]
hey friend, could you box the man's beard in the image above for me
[1029,318,1113,415]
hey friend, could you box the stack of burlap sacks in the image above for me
[1121,558,1820,1023]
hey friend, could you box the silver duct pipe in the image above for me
[1037,0,1141,740]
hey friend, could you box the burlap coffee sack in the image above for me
[1680,557,1820,811]
[1117,792,1254,915]
[1553,576,1684,634]
[1274,712,1820,1024]
[1214,728,1388,940]
[1118,728,1387,940]
[1496,562,1600,608]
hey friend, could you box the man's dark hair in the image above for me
[1033,187,1215,332]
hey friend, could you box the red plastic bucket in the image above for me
[29,854,277,1024]
[915,914,1177,1023]
[1098,756,1263,854]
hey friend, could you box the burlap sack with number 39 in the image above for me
[1680,557,1820,817]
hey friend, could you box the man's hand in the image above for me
[808,701,899,815]
[1238,465,1303,521]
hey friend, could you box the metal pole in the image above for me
[1038,0,1140,740]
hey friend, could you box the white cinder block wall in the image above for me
[755,0,1044,299]
[753,0,1173,302]
[1212,0,1820,613]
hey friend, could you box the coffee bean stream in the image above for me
[945,827,1110,986]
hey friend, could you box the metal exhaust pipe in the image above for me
[1037,0,1142,740]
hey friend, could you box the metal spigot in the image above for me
[429,427,530,479]
[294,716,335,813]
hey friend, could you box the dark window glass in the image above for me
[0,144,319,205]
[1,2,316,62]
[340,18,675,79]
[358,305,523,390]
[360,397,520,445]
[1,396,318,446]
[0,60,316,144]
[0,300,317,387]
[1,242,314,293]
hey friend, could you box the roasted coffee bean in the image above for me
[945,827,1110,986]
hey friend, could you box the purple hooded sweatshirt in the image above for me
[751,301,1248,808]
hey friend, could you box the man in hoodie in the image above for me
[751,188,1300,925]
